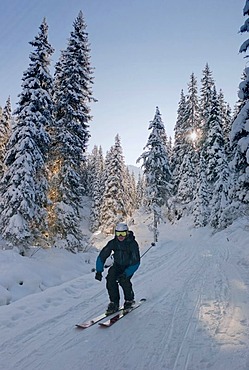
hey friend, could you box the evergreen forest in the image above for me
[0,3,249,254]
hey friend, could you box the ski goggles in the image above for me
[115,231,127,237]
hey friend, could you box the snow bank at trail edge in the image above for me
[0,247,97,306]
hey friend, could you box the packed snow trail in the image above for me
[1,219,249,369]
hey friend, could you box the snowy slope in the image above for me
[1,214,249,370]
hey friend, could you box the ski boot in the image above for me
[105,302,119,315]
[123,300,135,310]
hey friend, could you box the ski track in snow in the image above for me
[1,223,249,369]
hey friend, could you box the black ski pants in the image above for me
[106,264,134,304]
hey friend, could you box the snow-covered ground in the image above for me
[1,212,249,370]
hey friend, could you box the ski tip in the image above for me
[140,298,146,302]
[75,324,87,329]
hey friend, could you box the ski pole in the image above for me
[140,242,155,258]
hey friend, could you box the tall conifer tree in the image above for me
[137,107,172,233]
[48,11,95,249]
[171,90,188,193]
[230,0,249,207]
[194,87,231,227]
[0,97,12,178]
[172,75,199,216]
[100,135,127,233]
[218,90,232,156]
[88,146,104,232]
[199,64,215,135]
[0,19,54,249]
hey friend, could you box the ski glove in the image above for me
[95,272,102,281]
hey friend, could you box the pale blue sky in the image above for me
[0,0,247,165]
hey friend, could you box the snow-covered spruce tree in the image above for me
[240,0,249,56]
[87,146,97,197]
[0,19,54,250]
[186,73,200,140]
[218,89,232,157]
[48,11,95,250]
[232,101,242,123]
[182,73,200,166]
[137,107,172,239]
[204,88,226,185]
[229,0,249,209]
[199,64,215,137]
[201,87,231,228]
[238,0,249,104]
[100,135,128,233]
[167,136,173,164]
[230,100,249,206]
[176,152,197,206]
[2,96,12,129]
[124,167,138,216]
[171,73,200,172]
[130,171,139,210]
[209,162,232,229]
[136,172,145,208]
[88,146,105,232]
[194,86,231,228]
[171,75,200,220]
[191,65,215,225]
[87,145,104,196]
[0,106,2,175]
[171,90,188,193]
[193,155,210,227]
[0,97,12,178]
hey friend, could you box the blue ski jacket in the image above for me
[96,231,140,277]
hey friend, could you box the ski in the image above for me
[75,309,123,329]
[76,312,108,329]
[98,298,146,328]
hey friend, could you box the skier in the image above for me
[95,222,140,314]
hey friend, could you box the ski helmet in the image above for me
[115,222,128,232]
